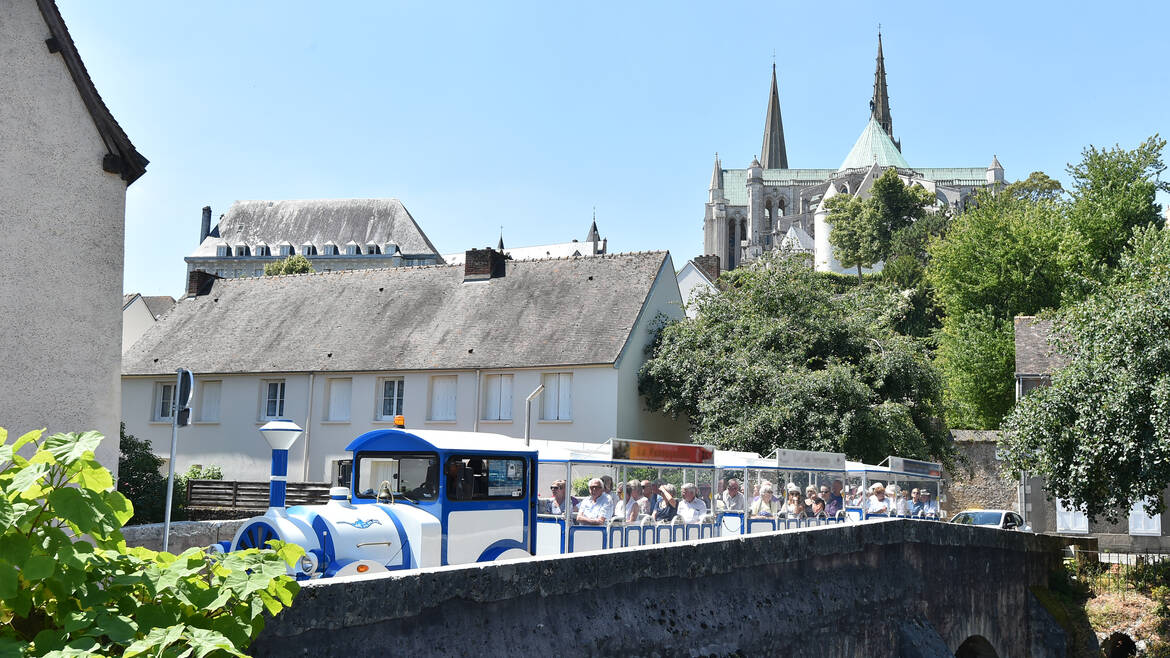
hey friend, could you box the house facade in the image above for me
[122,293,174,353]
[1015,316,1168,550]
[123,250,688,483]
[1,0,147,474]
[676,255,719,319]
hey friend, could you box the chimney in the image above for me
[186,269,218,297]
[199,206,212,243]
[464,247,506,282]
[693,254,720,282]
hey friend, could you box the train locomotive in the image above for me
[225,420,538,580]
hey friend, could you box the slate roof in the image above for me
[123,251,672,376]
[142,295,175,319]
[36,0,148,184]
[190,199,440,258]
[122,293,137,309]
[1014,316,1068,375]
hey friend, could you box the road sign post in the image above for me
[162,368,194,552]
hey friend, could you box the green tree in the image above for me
[118,423,168,525]
[1001,226,1170,521]
[264,254,314,276]
[827,168,936,281]
[1066,136,1167,271]
[0,428,301,655]
[1004,171,1064,203]
[638,252,952,465]
[933,308,1015,429]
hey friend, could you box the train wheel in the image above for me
[235,521,279,550]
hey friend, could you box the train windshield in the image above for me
[354,452,439,501]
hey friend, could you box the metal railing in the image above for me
[1068,548,1170,596]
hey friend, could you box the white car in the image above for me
[949,509,1032,532]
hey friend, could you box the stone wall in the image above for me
[944,430,1019,515]
[121,519,246,553]
[251,519,1090,657]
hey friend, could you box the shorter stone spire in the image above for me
[709,152,724,190]
[497,227,505,251]
[586,209,600,242]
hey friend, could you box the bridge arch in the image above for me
[954,634,999,658]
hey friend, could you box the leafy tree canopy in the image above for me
[1001,226,1170,521]
[264,254,314,276]
[1066,135,1168,270]
[827,168,936,281]
[934,307,1015,429]
[1004,171,1065,203]
[638,252,952,465]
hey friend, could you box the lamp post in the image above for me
[524,384,545,446]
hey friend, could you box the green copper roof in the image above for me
[719,168,837,205]
[838,117,910,171]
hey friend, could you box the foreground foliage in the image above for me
[263,254,314,276]
[1001,226,1170,521]
[639,253,951,464]
[0,428,301,656]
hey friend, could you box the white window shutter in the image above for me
[499,375,513,420]
[199,381,221,422]
[483,376,501,420]
[431,376,457,421]
[328,379,352,421]
[558,373,572,420]
[542,374,557,419]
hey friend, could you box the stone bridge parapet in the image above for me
[252,519,1094,657]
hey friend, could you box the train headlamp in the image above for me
[357,564,370,573]
[298,552,319,575]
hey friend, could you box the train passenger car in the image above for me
[844,456,943,520]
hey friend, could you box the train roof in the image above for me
[347,429,539,456]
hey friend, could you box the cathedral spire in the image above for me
[586,209,600,242]
[709,152,723,190]
[870,31,899,152]
[760,63,788,169]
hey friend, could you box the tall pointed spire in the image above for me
[709,152,723,190]
[497,226,504,251]
[760,63,788,169]
[870,31,900,152]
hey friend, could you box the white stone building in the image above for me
[442,216,607,266]
[122,250,688,483]
[186,198,443,280]
[1,0,147,472]
[676,256,719,319]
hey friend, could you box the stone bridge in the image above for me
[251,519,1092,657]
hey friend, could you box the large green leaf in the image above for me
[184,627,248,658]
[11,429,43,452]
[123,624,184,657]
[0,562,17,599]
[74,460,114,493]
[22,554,55,581]
[0,496,13,531]
[44,431,103,467]
[92,612,138,644]
[8,462,51,497]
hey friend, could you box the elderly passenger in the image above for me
[624,480,645,522]
[804,485,820,511]
[823,482,844,518]
[577,478,613,526]
[668,482,708,523]
[750,483,780,518]
[920,490,939,516]
[720,478,746,511]
[639,480,654,517]
[810,498,826,518]
[866,483,890,515]
[784,488,805,518]
[653,483,678,522]
[546,480,578,516]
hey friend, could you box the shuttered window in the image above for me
[198,381,221,422]
[429,376,457,421]
[481,374,513,421]
[540,373,572,421]
[327,378,352,422]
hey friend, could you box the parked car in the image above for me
[949,509,1032,532]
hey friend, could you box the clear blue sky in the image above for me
[57,1,1170,297]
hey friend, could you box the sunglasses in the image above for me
[550,486,562,491]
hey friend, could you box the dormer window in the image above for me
[255,243,271,257]
[278,243,293,257]
[365,242,380,255]
[301,243,317,256]
[234,244,250,256]
[384,242,399,256]
[321,242,339,256]
[216,245,231,257]
[344,241,361,256]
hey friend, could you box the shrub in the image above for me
[0,427,301,655]
[118,423,168,525]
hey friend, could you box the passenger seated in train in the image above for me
[891,485,910,516]
[652,483,677,523]
[783,487,805,518]
[638,480,654,519]
[907,488,923,516]
[576,478,613,526]
[810,497,826,518]
[719,478,745,511]
[542,479,579,516]
[919,490,939,516]
[824,482,843,517]
[403,463,438,500]
[804,485,820,511]
[750,483,760,505]
[865,483,890,515]
[749,483,780,518]
[624,480,644,522]
[662,482,707,523]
